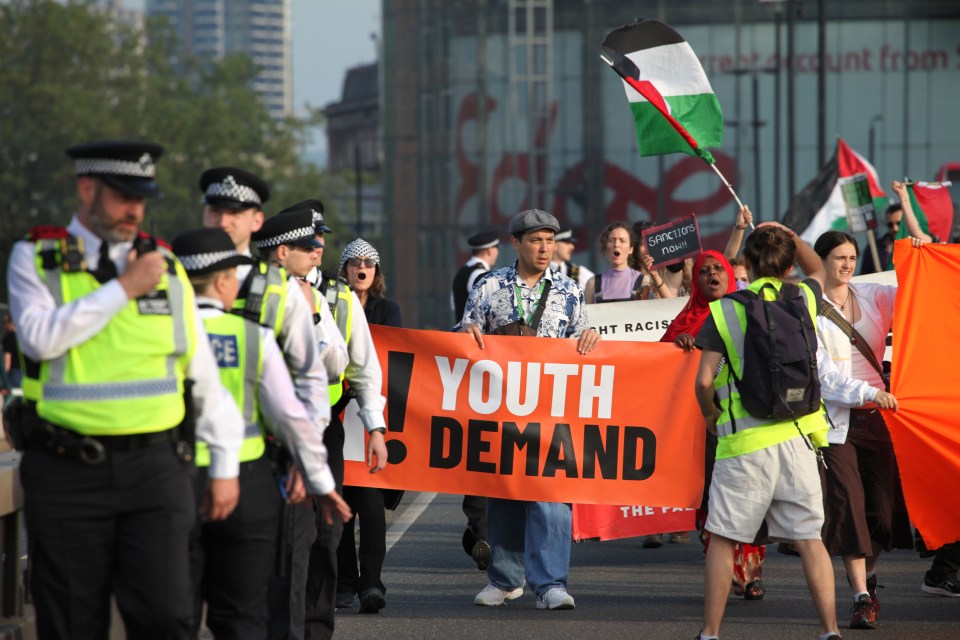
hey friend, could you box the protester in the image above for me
[721,205,754,261]
[6,140,244,638]
[551,226,594,289]
[922,540,960,597]
[639,252,692,300]
[693,222,842,640]
[335,238,400,614]
[450,228,500,571]
[860,203,902,274]
[458,208,600,610]
[892,181,937,244]
[173,227,350,638]
[661,250,765,594]
[583,222,643,303]
[729,257,749,286]
[812,230,912,629]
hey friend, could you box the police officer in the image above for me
[199,167,347,421]
[551,227,594,288]
[172,228,352,640]
[276,201,390,633]
[451,230,500,324]
[6,141,245,639]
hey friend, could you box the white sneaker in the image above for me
[474,583,524,606]
[536,585,575,610]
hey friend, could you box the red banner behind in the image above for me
[344,326,705,507]
[572,504,696,541]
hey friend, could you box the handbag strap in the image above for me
[528,279,553,331]
[818,299,887,385]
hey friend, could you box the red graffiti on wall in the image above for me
[455,91,737,248]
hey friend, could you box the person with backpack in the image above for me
[812,230,912,629]
[693,222,843,640]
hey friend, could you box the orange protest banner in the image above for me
[885,240,960,549]
[344,326,705,507]
[572,504,696,542]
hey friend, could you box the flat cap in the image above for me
[467,230,499,250]
[555,227,577,243]
[508,209,560,236]
[66,140,164,198]
[279,199,331,233]
[252,210,321,251]
[172,228,256,275]
[200,167,270,210]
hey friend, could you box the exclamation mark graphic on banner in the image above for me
[386,351,415,464]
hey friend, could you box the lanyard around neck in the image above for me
[514,279,546,325]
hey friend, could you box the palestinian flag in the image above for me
[601,20,723,161]
[782,138,888,244]
[895,181,954,242]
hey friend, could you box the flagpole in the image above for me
[865,229,882,272]
[707,162,755,229]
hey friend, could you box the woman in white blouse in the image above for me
[813,230,913,630]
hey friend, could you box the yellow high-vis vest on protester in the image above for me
[22,239,196,435]
[195,312,266,467]
[709,277,829,460]
[234,261,288,336]
[316,276,353,406]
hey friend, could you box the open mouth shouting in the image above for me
[357,271,368,281]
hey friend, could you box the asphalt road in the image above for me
[332,492,958,640]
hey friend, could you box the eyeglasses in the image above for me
[347,258,377,268]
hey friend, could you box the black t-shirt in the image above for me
[2,332,19,371]
[695,278,822,353]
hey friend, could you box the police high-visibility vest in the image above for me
[709,277,828,459]
[22,237,196,435]
[195,312,265,467]
[316,275,353,406]
[234,261,287,336]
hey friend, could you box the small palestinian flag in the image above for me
[782,138,887,244]
[895,181,954,243]
[602,20,723,161]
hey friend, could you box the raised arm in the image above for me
[723,205,753,260]
[892,181,933,243]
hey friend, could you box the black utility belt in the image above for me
[24,419,183,465]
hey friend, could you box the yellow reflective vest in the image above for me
[195,312,265,467]
[314,275,353,406]
[234,261,287,336]
[22,237,195,435]
[709,277,829,459]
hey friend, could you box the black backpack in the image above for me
[723,282,821,424]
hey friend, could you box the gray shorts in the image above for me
[705,435,825,543]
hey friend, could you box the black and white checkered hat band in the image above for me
[254,226,315,249]
[75,156,155,178]
[205,178,262,205]
[178,250,240,272]
[339,238,380,272]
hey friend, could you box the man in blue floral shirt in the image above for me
[457,209,600,610]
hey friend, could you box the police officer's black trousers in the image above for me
[266,500,316,640]
[21,442,194,640]
[303,418,345,640]
[337,486,386,595]
[190,456,281,640]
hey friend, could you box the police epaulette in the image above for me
[137,230,171,251]
[28,225,69,241]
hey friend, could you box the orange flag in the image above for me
[886,239,960,549]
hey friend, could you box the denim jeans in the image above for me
[486,498,572,597]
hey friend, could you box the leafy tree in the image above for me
[0,0,354,298]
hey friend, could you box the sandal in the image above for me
[744,579,765,601]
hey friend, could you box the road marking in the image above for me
[385,491,437,553]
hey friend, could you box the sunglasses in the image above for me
[347,258,377,268]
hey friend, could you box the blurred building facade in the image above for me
[146,0,293,119]
[381,0,960,328]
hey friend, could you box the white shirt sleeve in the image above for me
[279,277,331,426]
[315,293,349,380]
[815,329,879,408]
[8,241,129,360]
[258,328,336,496]
[344,291,387,432]
[189,313,244,479]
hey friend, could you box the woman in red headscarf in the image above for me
[662,249,768,600]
